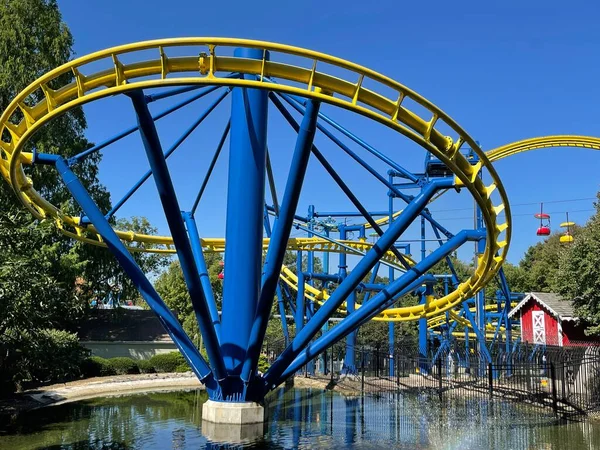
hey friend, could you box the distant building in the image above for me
[508,292,590,346]
[78,309,177,360]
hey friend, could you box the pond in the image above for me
[0,388,598,449]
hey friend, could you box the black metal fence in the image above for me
[263,339,600,417]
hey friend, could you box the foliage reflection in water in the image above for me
[0,388,599,449]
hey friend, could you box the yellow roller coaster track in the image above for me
[0,38,510,323]
[486,135,600,162]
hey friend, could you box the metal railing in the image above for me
[263,339,600,416]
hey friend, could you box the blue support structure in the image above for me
[419,290,431,374]
[278,229,486,382]
[261,206,290,346]
[388,179,395,377]
[105,91,229,220]
[221,49,269,387]
[339,225,356,374]
[296,271,306,336]
[127,90,227,382]
[242,98,321,388]
[25,57,519,408]
[191,121,231,214]
[35,154,218,394]
[265,178,454,386]
[71,85,224,164]
[182,212,221,340]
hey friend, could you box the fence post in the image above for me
[361,347,365,393]
[437,357,443,397]
[550,362,558,416]
[396,351,400,386]
[375,348,380,378]
[488,363,493,398]
[525,355,532,393]
[331,350,334,383]
[561,364,566,401]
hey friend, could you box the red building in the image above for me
[508,292,588,346]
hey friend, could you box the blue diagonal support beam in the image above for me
[70,85,225,164]
[182,212,221,340]
[106,90,230,220]
[462,302,492,363]
[270,93,412,271]
[34,153,217,393]
[241,98,321,384]
[191,120,231,215]
[263,205,290,347]
[276,229,486,383]
[264,177,454,387]
[278,90,457,241]
[127,89,227,382]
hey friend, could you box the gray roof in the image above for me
[508,292,576,320]
[78,309,172,342]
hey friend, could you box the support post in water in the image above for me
[488,363,494,398]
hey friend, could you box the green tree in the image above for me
[0,0,112,392]
[154,253,223,341]
[112,217,169,303]
[517,231,574,292]
[557,195,600,335]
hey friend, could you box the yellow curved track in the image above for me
[0,38,510,323]
[486,135,600,162]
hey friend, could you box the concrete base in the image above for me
[202,399,265,424]
[202,420,264,443]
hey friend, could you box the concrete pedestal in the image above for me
[202,400,265,443]
[202,400,265,424]
[202,420,264,443]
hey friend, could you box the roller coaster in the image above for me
[1,38,598,403]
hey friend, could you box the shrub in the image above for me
[258,354,270,374]
[81,356,108,377]
[106,357,139,375]
[0,328,90,393]
[175,363,191,373]
[81,356,117,377]
[149,352,187,373]
[137,359,155,374]
[33,329,90,382]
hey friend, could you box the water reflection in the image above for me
[0,388,599,449]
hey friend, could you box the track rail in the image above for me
[486,135,600,162]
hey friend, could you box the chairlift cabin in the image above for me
[535,203,551,237]
[560,214,575,244]
[536,226,551,236]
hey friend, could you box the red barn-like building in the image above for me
[508,292,587,346]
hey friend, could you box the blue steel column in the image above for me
[340,225,356,373]
[263,206,290,346]
[127,90,226,381]
[320,223,330,375]
[475,201,487,374]
[418,208,428,373]
[306,206,317,375]
[419,291,430,374]
[242,99,320,386]
[37,155,217,392]
[222,48,269,375]
[388,176,395,377]
[182,212,221,339]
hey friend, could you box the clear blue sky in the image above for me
[57,0,600,265]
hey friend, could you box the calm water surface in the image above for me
[0,388,599,449]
